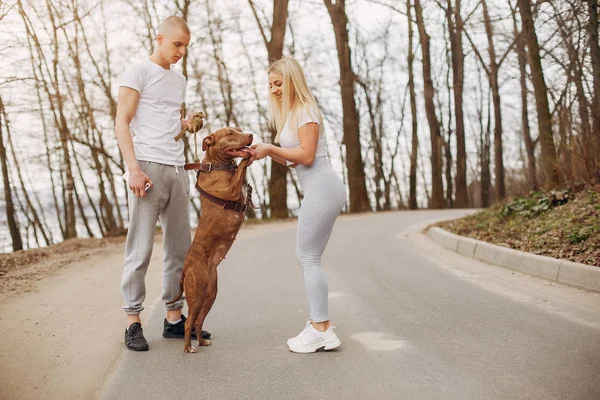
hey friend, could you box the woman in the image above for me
[251,56,346,353]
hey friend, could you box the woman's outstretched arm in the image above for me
[253,122,319,166]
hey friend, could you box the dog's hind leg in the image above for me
[183,272,201,354]
[194,271,218,347]
[184,299,201,353]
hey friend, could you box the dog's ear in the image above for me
[202,134,215,151]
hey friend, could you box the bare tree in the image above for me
[510,2,537,190]
[46,0,77,238]
[414,0,444,208]
[248,0,290,218]
[0,96,23,251]
[407,0,419,210]
[550,1,594,180]
[464,0,513,201]
[438,0,468,207]
[3,97,51,246]
[518,0,560,187]
[588,0,600,168]
[324,0,371,212]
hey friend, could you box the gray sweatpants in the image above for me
[295,157,346,323]
[121,161,191,315]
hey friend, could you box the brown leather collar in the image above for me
[184,162,237,172]
[191,162,259,214]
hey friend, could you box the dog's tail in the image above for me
[166,268,185,305]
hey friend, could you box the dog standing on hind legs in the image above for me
[167,127,255,353]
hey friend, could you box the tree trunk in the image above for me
[72,175,95,238]
[248,0,290,218]
[552,2,593,178]
[414,0,444,208]
[71,140,105,236]
[482,88,492,207]
[482,0,505,201]
[45,0,76,238]
[236,15,274,219]
[357,79,384,210]
[407,0,419,210]
[3,98,51,246]
[446,0,467,207]
[588,0,600,168]
[18,0,65,238]
[64,19,117,235]
[324,0,371,212]
[442,43,454,208]
[512,5,537,190]
[518,0,560,187]
[557,104,573,181]
[0,97,23,251]
[267,0,290,218]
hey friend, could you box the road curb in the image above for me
[426,227,600,293]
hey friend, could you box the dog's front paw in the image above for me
[184,345,197,353]
[198,339,212,346]
[238,158,249,169]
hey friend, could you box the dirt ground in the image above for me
[0,235,127,298]
[0,219,286,298]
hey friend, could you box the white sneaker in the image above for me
[287,322,341,353]
[287,321,312,347]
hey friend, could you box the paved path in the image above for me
[97,210,600,400]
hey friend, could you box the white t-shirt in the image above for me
[278,105,328,164]
[120,59,186,166]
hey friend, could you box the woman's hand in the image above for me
[250,143,272,160]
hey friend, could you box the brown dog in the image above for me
[167,127,254,353]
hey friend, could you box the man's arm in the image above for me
[115,86,152,197]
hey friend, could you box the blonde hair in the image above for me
[268,56,323,143]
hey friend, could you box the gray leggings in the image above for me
[295,157,346,322]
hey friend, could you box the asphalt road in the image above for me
[98,210,600,400]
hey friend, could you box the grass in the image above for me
[435,185,600,267]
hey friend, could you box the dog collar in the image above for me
[184,162,237,172]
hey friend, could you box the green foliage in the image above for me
[437,186,599,267]
[500,190,570,218]
[567,231,590,244]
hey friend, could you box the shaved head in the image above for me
[158,16,190,36]
[152,16,190,67]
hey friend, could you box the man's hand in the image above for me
[182,112,205,133]
[129,167,153,198]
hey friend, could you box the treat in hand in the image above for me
[188,112,206,133]
[175,111,206,142]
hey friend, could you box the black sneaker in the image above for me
[124,322,149,351]
[163,314,211,339]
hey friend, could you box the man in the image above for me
[115,15,209,351]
